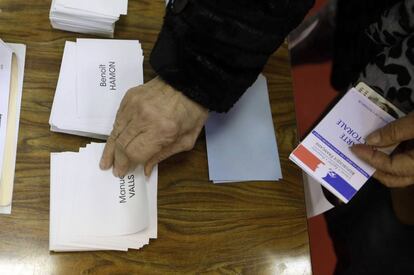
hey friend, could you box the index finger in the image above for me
[366,112,414,147]
[351,144,414,177]
[123,132,163,165]
[100,135,116,170]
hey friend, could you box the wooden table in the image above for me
[0,1,310,274]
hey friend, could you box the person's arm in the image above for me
[151,0,315,112]
[100,0,315,177]
[352,113,414,188]
[351,1,414,186]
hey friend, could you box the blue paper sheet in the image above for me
[205,74,282,183]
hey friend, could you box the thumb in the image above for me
[366,113,414,147]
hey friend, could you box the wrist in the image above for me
[157,76,209,118]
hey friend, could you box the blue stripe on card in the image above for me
[322,171,357,201]
[312,130,370,179]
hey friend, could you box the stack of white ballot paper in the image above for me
[50,143,158,252]
[50,0,128,37]
[50,39,143,139]
[205,75,282,183]
[0,39,26,215]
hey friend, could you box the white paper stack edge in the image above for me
[50,39,143,139]
[0,40,26,215]
[50,142,158,252]
[49,0,128,37]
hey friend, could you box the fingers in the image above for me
[144,144,181,177]
[116,119,142,150]
[98,77,207,179]
[113,145,131,177]
[123,133,162,165]
[111,106,133,142]
[144,149,173,177]
[373,170,414,188]
[100,135,116,170]
[99,117,133,171]
[351,144,414,177]
[366,113,414,147]
[100,90,137,171]
[110,88,139,143]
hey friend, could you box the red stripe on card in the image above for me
[292,144,324,171]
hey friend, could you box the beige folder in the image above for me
[0,54,19,206]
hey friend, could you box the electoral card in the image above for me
[290,84,405,203]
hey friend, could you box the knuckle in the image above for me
[115,138,128,151]
[160,120,179,136]
[125,145,146,164]
[139,102,152,113]
[372,150,388,168]
[117,129,138,149]
[124,151,139,165]
[137,104,154,119]
[387,123,399,142]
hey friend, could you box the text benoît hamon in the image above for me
[99,61,116,91]
[119,175,136,204]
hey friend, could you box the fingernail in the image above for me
[113,168,119,177]
[144,165,152,177]
[366,132,381,145]
[99,158,107,170]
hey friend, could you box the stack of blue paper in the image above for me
[205,75,282,183]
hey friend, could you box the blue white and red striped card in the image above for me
[290,84,405,203]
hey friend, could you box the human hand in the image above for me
[351,112,414,187]
[99,77,209,177]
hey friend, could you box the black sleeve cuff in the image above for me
[150,0,314,112]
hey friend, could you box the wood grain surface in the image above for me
[0,1,311,274]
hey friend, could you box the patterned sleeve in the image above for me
[358,0,414,114]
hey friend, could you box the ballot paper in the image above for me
[290,86,405,203]
[76,39,143,119]
[205,75,282,183]
[303,173,334,218]
[0,40,26,215]
[49,0,128,37]
[50,39,143,138]
[50,143,158,252]
[0,41,13,180]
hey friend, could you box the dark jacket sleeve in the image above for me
[150,0,314,112]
